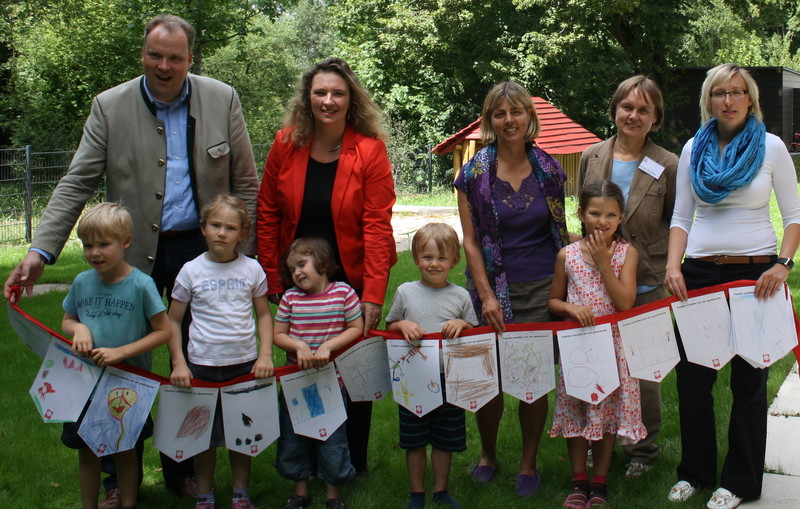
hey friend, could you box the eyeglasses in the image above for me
[710,89,748,100]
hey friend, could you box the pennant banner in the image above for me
[557,324,620,405]
[7,280,800,447]
[280,363,346,441]
[443,332,499,412]
[221,379,280,456]
[153,385,219,462]
[387,339,442,416]
[498,329,556,403]
[79,366,160,456]
[334,336,391,402]
[28,338,103,423]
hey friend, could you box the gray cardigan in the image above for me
[32,74,258,273]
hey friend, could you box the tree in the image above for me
[4,0,295,148]
[202,3,336,145]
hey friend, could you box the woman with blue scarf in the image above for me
[664,64,800,509]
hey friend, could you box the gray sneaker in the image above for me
[625,462,653,478]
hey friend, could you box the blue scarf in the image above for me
[690,115,765,204]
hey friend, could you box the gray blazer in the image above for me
[578,136,678,287]
[32,74,258,273]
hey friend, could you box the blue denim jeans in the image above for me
[275,388,356,486]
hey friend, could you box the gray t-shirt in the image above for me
[386,281,478,333]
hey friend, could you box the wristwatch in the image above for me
[775,257,795,270]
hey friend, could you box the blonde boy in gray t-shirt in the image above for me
[386,223,478,509]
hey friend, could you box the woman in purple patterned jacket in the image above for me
[455,81,569,498]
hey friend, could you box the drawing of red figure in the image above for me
[63,356,84,372]
[38,382,55,398]
[319,428,328,438]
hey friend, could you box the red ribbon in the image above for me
[9,280,800,385]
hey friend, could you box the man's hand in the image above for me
[4,251,46,303]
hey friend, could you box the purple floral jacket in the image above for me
[454,142,568,324]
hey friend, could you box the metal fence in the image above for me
[0,144,273,246]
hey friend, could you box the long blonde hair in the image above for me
[283,58,387,146]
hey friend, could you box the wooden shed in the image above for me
[665,66,800,150]
[431,97,602,196]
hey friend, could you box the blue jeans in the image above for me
[275,388,356,486]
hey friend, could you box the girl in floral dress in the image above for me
[548,179,646,508]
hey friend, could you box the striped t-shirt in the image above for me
[275,281,362,365]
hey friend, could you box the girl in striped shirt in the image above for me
[273,237,364,509]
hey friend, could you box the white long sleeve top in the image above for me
[670,133,800,257]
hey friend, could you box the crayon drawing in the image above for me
[442,332,499,412]
[729,285,797,368]
[386,339,442,417]
[498,330,555,403]
[557,324,619,405]
[8,302,57,358]
[334,336,391,401]
[618,307,680,382]
[281,364,346,441]
[221,378,279,456]
[28,338,102,423]
[672,291,734,370]
[153,385,218,462]
[78,367,159,456]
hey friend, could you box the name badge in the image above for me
[638,156,665,179]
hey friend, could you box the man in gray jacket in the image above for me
[4,14,258,507]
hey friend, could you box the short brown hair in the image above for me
[280,237,340,288]
[200,194,251,236]
[479,82,540,145]
[411,223,461,265]
[77,202,133,242]
[609,75,665,131]
[144,14,195,52]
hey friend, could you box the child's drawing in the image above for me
[386,339,442,417]
[153,385,219,462]
[618,307,680,382]
[671,291,734,370]
[334,336,391,401]
[729,285,797,368]
[78,366,159,456]
[28,338,102,423]
[8,303,56,358]
[498,330,555,403]
[281,364,346,441]
[442,332,499,413]
[221,378,279,456]
[557,324,619,405]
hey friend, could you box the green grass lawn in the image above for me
[0,194,798,508]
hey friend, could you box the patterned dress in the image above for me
[549,240,646,442]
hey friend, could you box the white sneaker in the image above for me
[625,462,653,478]
[668,480,696,502]
[706,488,742,509]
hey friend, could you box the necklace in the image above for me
[317,139,342,152]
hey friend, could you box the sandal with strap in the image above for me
[587,491,609,507]
[563,486,589,509]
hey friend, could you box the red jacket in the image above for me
[257,125,397,305]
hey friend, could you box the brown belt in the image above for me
[693,255,774,265]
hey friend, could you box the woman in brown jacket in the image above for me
[577,75,678,478]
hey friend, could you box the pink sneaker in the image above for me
[232,498,255,509]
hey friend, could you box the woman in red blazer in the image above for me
[257,57,396,477]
